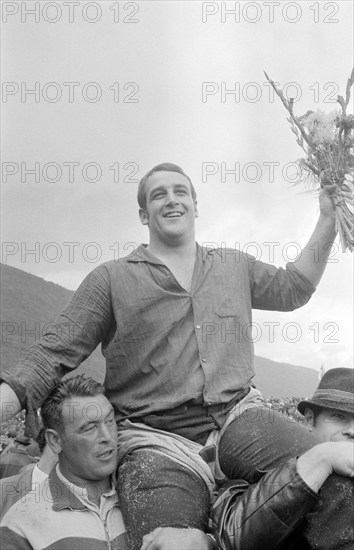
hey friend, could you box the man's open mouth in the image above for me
[97,449,114,459]
[164,212,183,218]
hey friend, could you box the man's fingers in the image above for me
[341,191,354,203]
[322,183,337,194]
[141,537,154,550]
[141,527,163,550]
[141,533,154,550]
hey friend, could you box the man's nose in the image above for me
[165,191,179,204]
[343,419,354,439]
[98,422,114,442]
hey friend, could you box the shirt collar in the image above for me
[125,244,164,264]
[31,463,48,487]
[49,465,116,511]
[126,242,213,264]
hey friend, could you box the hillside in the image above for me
[254,356,318,398]
[1,263,105,382]
[1,263,318,397]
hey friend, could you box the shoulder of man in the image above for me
[80,245,143,282]
[0,464,35,521]
[199,243,256,266]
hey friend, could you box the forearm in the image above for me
[0,383,21,424]
[212,458,319,550]
[296,443,333,492]
[1,327,91,425]
[293,206,337,288]
[1,267,112,434]
[212,442,354,550]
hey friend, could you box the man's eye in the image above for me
[84,424,95,432]
[331,413,344,421]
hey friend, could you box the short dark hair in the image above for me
[307,404,322,425]
[41,375,105,432]
[137,162,197,211]
[35,427,47,454]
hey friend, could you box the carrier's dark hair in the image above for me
[35,426,47,453]
[307,404,322,424]
[41,374,104,431]
[137,163,197,210]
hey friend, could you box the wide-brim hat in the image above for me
[298,367,354,415]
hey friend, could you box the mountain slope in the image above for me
[1,263,105,382]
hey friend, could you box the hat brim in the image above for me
[298,398,354,416]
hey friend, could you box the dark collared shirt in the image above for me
[2,244,315,436]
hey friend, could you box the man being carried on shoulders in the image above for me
[1,163,353,549]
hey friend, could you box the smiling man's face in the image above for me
[56,394,118,485]
[139,170,198,245]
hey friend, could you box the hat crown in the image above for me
[297,368,354,415]
[317,368,354,394]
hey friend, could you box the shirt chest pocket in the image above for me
[198,298,241,344]
[214,298,239,318]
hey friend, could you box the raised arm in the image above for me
[248,184,353,311]
[293,187,337,287]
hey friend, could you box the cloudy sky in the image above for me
[2,0,353,372]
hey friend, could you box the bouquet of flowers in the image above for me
[265,70,354,252]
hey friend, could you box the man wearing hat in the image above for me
[299,367,354,442]
[297,368,354,548]
[212,368,354,549]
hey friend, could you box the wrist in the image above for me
[318,210,337,227]
[0,383,21,424]
[296,443,333,492]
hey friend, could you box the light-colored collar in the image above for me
[55,465,116,510]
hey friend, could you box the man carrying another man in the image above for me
[0,375,127,549]
[1,374,213,550]
[212,367,354,550]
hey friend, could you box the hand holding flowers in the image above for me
[265,70,354,252]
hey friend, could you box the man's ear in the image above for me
[45,428,62,455]
[304,408,315,431]
[194,200,198,218]
[139,208,149,226]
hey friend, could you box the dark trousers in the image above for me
[118,450,210,550]
[219,405,319,482]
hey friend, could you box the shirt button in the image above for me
[196,324,201,330]
[204,392,212,406]
[201,358,207,363]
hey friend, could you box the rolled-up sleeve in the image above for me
[249,260,316,311]
[1,266,113,436]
